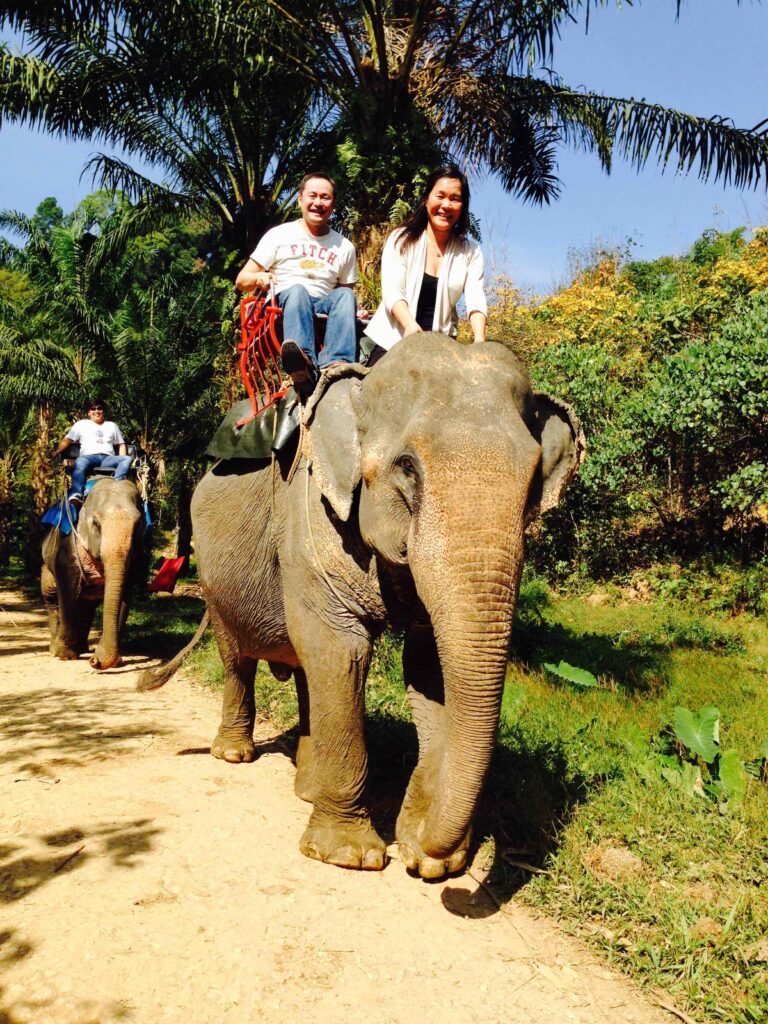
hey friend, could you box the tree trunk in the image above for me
[0,454,14,568]
[24,403,53,578]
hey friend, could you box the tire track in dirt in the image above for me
[0,589,676,1024]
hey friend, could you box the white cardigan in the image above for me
[364,229,487,351]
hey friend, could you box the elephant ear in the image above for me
[526,391,586,522]
[303,364,368,521]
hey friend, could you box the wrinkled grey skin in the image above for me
[177,335,583,878]
[41,478,144,670]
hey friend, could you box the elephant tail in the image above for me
[136,610,210,692]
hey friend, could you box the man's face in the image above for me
[88,405,105,425]
[298,177,335,234]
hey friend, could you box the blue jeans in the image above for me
[278,284,357,367]
[70,453,133,498]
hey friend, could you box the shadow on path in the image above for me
[0,818,162,904]
[0,687,171,774]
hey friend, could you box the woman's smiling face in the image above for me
[426,177,464,234]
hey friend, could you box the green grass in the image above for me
[488,587,768,1024]
[142,574,768,1023]
[123,592,206,662]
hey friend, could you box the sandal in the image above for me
[281,340,319,398]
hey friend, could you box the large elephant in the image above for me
[41,477,145,670]
[146,334,583,878]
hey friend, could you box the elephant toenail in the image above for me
[363,849,386,870]
[328,845,358,868]
[419,856,447,880]
[398,842,418,870]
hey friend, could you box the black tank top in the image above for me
[415,272,438,332]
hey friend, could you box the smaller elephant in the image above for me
[41,478,145,669]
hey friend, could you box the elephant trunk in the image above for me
[410,458,529,860]
[92,509,138,669]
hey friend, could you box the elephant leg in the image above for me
[290,620,386,871]
[396,625,470,879]
[209,605,257,764]
[41,565,60,655]
[293,668,313,802]
[53,558,84,661]
[75,598,97,654]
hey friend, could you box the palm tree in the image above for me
[0,415,33,567]
[96,221,232,557]
[0,1,331,260]
[0,201,121,387]
[0,206,109,569]
[2,1,767,251]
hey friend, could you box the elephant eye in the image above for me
[395,453,418,479]
[90,515,101,531]
[393,453,420,514]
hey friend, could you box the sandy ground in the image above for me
[0,588,678,1024]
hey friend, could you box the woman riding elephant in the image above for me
[41,476,145,669]
[141,334,584,880]
[363,164,487,366]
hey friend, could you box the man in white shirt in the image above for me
[53,399,133,504]
[235,172,358,396]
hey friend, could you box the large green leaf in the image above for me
[543,661,599,688]
[673,705,720,763]
[718,749,747,804]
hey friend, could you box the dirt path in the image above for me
[0,589,676,1024]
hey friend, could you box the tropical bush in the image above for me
[493,227,768,579]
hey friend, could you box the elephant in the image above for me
[41,477,145,670]
[141,334,584,878]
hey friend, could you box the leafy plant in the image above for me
[743,738,768,785]
[542,660,599,688]
[655,705,748,808]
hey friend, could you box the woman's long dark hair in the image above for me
[396,164,471,253]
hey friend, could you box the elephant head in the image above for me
[78,478,144,669]
[305,334,584,861]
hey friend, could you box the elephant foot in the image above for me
[300,813,388,871]
[54,643,79,661]
[90,653,122,670]
[294,735,314,802]
[211,729,256,764]
[396,807,470,880]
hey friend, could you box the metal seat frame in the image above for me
[236,291,288,427]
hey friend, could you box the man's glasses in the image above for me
[88,406,104,412]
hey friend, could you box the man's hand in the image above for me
[235,259,274,293]
[250,271,273,292]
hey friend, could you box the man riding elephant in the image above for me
[52,398,132,505]
[235,171,358,398]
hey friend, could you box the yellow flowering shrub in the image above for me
[488,258,646,359]
[704,226,768,298]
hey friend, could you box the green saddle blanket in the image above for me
[206,391,300,461]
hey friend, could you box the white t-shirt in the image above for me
[250,220,358,299]
[67,419,125,456]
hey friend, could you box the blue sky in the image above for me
[1,0,767,293]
